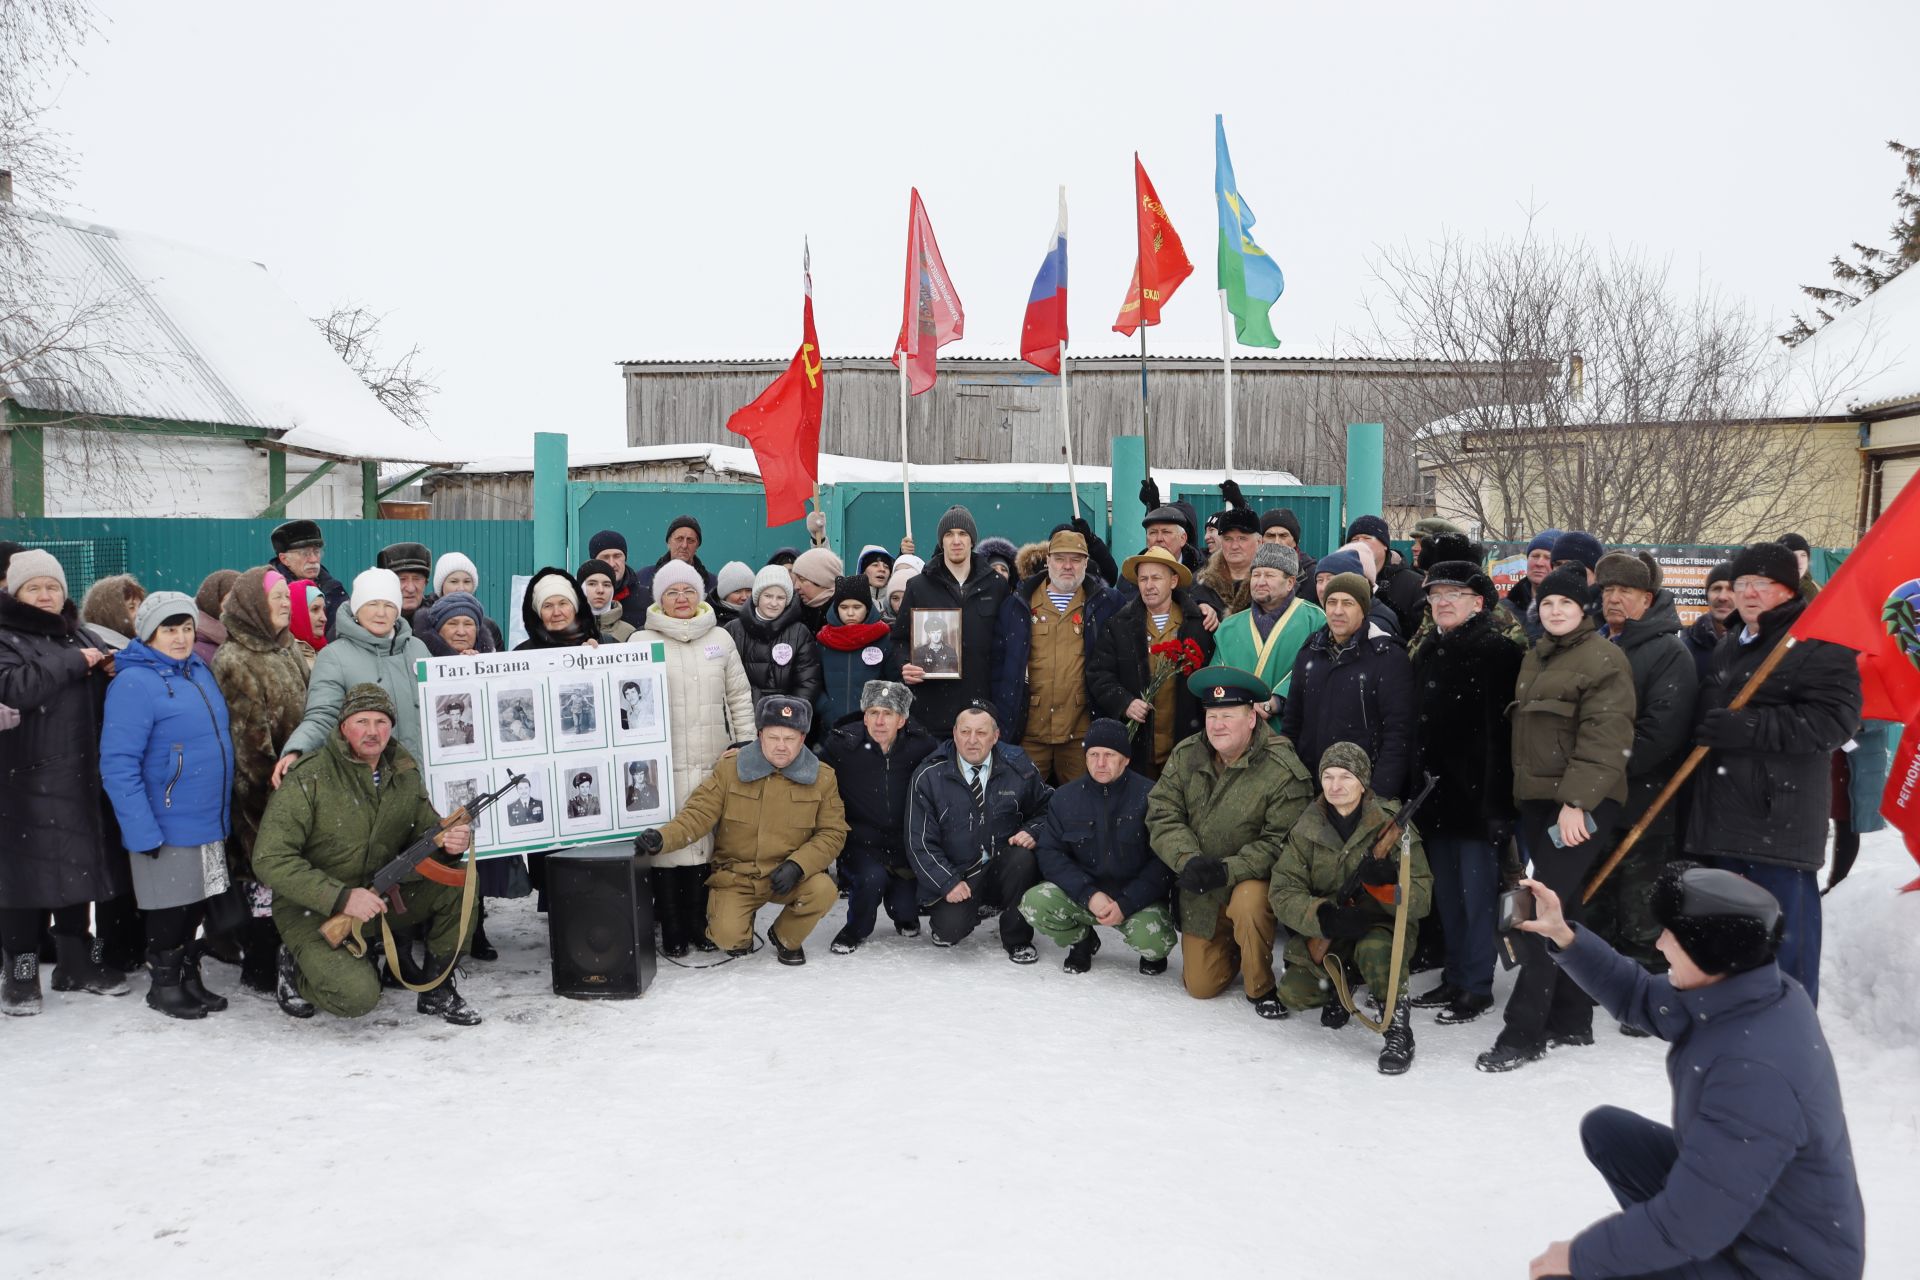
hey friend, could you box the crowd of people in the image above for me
[0,488,1879,1274]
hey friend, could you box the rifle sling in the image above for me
[1321,828,1414,1035]
[343,851,478,994]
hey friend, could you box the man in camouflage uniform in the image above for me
[253,684,480,1025]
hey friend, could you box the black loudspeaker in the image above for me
[546,848,656,999]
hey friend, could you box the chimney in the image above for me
[1568,350,1585,401]
[0,170,12,203]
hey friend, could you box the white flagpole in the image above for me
[1219,289,1235,475]
[1060,343,1078,516]
[898,350,913,537]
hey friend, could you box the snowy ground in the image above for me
[8,837,1918,1279]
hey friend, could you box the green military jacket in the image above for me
[1510,616,1636,810]
[1145,729,1313,940]
[1269,795,1432,967]
[252,731,445,918]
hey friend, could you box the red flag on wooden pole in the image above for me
[727,244,823,527]
[1113,154,1193,336]
[893,188,965,396]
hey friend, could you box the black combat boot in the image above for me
[275,946,316,1019]
[1138,955,1168,976]
[416,956,482,1025]
[1436,991,1494,1025]
[1409,980,1461,1009]
[1475,1033,1546,1073]
[1377,1001,1416,1075]
[50,934,129,996]
[145,947,207,1021]
[239,918,279,994]
[894,919,921,939]
[1321,1000,1351,1030]
[829,925,862,956]
[178,947,228,1012]
[767,925,806,967]
[1063,931,1100,974]
[2,951,42,1016]
[1249,992,1288,1020]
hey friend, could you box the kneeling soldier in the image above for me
[1146,666,1313,1018]
[253,684,480,1025]
[636,695,848,964]
[1019,719,1177,974]
[1269,742,1432,1074]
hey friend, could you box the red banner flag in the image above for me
[1113,154,1193,336]
[727,247,823,527]
[1792,477,1920,881]
[893,188,964,396]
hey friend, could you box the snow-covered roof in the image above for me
[1,208,466,464]
[1782,266,1920,416]
[454,441,1302,488]
[618,341,1457,366]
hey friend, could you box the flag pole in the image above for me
[1139,326,1151,478]
[898,350,913,538]
[1060,341,1079,516]
[1218,289,1235,475]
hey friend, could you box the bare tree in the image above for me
[1332,220,1861,544]
[312,303,438,429]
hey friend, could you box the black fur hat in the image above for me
[1651,864,1783,976]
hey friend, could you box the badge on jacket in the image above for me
[702,643,723,659]
[861,646,884,666]
[772,642,794,666]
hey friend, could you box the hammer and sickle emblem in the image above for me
[803,343,822,388]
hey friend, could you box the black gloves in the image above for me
[1178,856,1228,894]
[1357,857,1398,887]
[635,829,663,857]
[1219,478,1246,510]
[1139,478,1161,510]
[1071,516,1094,538]
[768,860,804,897]
[1696,707,1754,750]
[1317,903,1374,941]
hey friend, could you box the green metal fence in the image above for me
[1167,483,1345,559]
[0,518,533,626]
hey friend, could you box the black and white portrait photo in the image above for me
[555,757,612,837]
[611,670,667,745]
[496,764,554,844]
[910,608,962,678]
[550,678,607,748]
[493,687,543,756]
[566,769,601,818]
[436,693,475,748]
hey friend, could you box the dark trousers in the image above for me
[145,902,203,952]
[1709,856,1821,1005]
[1579,1105,1753,1279]
[1501,799,1619,1046]
[0,903,89,954]
[927,848,1039,951]
[842,849,919,940]
[1427,836,1499,998]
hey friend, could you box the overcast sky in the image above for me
[38,0,1920,456]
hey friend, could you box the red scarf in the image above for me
[817,621,891,652]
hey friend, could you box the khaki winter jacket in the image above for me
[1509,617,1635,810]
[637,604,756,869]
[654,742,848,888]
[1269,795,1431,970]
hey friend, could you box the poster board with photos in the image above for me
[416,641,675,857]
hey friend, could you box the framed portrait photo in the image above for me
[427,684,487,766]
[909,608,962,679]
[613,750,672,829]
[551,677,608,750]
[555,755,613,838]
[490,682,547,759]
[610,669,666,746]
[494,762,554,847]
[430,766,496,850]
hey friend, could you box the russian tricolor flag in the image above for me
[1020,188,1068,374]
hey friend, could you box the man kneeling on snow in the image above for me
[1520,866,1864,1280]
[253,684,480,1025]
[636,696,848,964]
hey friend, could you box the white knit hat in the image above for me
[349,568,403,617]
[433,551,478,594]
[887,568,918,602]
[4,548,66,596]
[791,547,843,589]
[716,560,755,598]
[529,573,575,609]
[893,554,925,576]
[751,564,793,603]
[652,560,705,599]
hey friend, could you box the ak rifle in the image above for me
[1306,772,1437,967]
[319,770,525,957]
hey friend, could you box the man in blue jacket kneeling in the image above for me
[1519,865,1864,1280]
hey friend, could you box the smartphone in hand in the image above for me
[1498,886,1536,933]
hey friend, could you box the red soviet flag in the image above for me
[893,188,965,396]
[727,248,824,527]
[1113,153,1193,336]
[1792,478,1920,881]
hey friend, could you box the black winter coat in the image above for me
[724,602,825,709]
[889,556,1009,736]
[1373,557,1427,639]
[818,716,939,871]
[1281,626,1417,799]
[1032,769,1173,917]
[0,595,128,909]
[1085,588,1214,755]
[1683,610,1731,682]
[1685,600,1860,872]
[906,742,1053,901]
[1411,608,1522,838]
[1610,592,1700,831]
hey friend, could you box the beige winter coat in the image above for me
[638,603,755,868]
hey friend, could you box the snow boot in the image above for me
[1063,931,1100,974]
[145,947,207,1021]
[179,947,228,1012]
[1005,942,1039,965]
[1549,1030,1595,1049]
[1139,955,1168,976]
[2,951,42,1016]
[767,926,806,967]
[416,957,482,1026]
[50,934,129,996]
[829,926,862,956]
[894,919,921,939]
[1249,992,1288,1020]
[1321,1000,1350,1030]
[275,946,316,1020]
[239,918,279,994]
[468,903,499,962]
[1377,1001,1416,1075]
[1409,980,1460,1010]
[1475,1034,1546,1073]
[1436,991,1494,1025]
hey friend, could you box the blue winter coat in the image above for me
[1553,927,1864,1280]
[100,639,235,853]
[990,572,1126,741]
[1031,768,1172,917]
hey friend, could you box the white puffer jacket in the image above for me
[639,603,755,868]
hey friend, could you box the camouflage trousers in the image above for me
[1018,881,1176,961]
[274,878,473,1019]
[1277,920,1419,1012]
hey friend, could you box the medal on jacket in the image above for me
[772,642,793,666]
